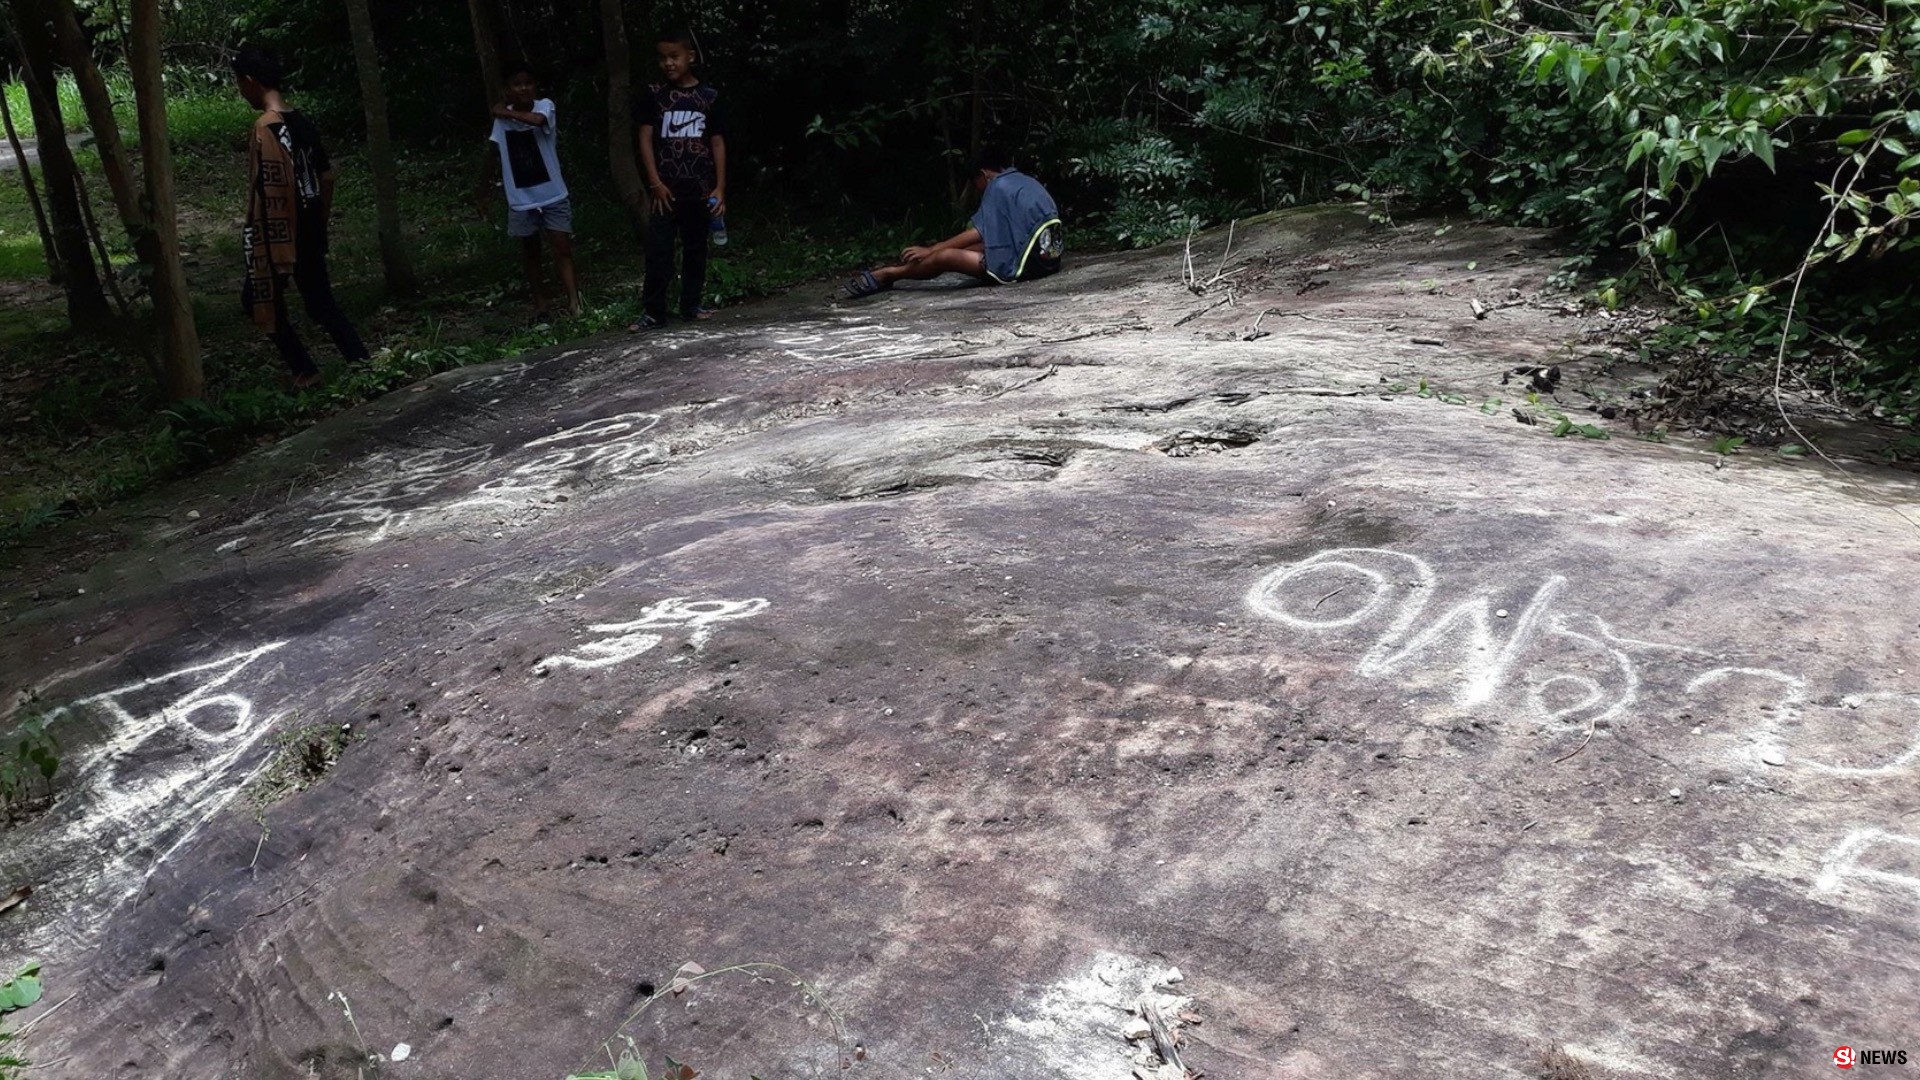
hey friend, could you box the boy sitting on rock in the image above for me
[844,147,1063,298]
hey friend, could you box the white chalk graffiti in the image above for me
[451,361,532,397]
[1,642,289,950]
[774,320,950,365]
[458,411,664,511]
[293,446,492,547]
[293,412,667,547]
[1245,548,1696,728]
[1685,669,1920,776]
[1814,829,1920,907]
[1246,547,1920,914]
[535,597,770,673]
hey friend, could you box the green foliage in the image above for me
[0,962,46,1079]
[0,705,60,823]
[0,967,40,1014]
[565,1038,697,1080]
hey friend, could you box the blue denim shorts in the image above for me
[508,197,573,238]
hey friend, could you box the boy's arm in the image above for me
[937,227,982,250]
[709,134,727,216]
[490,103,549,127]
[903,227,983,263]
[639,124,672,211]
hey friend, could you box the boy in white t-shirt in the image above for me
[477,67,580,318]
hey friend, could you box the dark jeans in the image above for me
[270,236,369,378]
[643,194,711,321]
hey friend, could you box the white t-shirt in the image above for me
[488,99,568,211]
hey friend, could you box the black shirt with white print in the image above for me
[640,82,724,196]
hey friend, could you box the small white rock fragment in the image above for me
[391,1044,411,1063]
[1163,967,1184,985]
[187,510,201,520]
[1495,609,1510,619]
[1760,750,1787,766]
[1668,788,1683,799]
[1121,1018,1152,1041]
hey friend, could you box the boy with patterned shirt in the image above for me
[233,46,369,388]
[634,29,727,328]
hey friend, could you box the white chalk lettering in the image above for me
[535,597,770,674]
[1814,829,1920,906]
[2,642,290,951]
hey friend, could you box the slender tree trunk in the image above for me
[968,0,985,163]
[0,72,57,279]
[344,0,417,296]
[467,0,505,103]
[129,0,201,399]
[6,0,106,321]
[72,164,132,318]
[44,0,149,255]
[601,0,646,236]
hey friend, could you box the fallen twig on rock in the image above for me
[1143,1002,1188,1076]
[1174,297,1234,327]
[988,364,1057,399]
[1041,323,1151,344]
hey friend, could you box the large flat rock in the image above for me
[2,209,1917,1078]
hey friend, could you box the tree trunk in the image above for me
[72,161,133,319]
[44,0,149,256]
[129,0,201,399]
[600,0,646,236]
[467,0,505,104]
[0,69,58,280]
[968,0,986,163]
[6,0,107,321]
[344,0,417,296]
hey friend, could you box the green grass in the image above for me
[2,68,254,155]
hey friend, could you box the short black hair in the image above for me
[973,146,1013,173]
[504,63,538,84]
[658,29,699,57]
[231,46,283,90]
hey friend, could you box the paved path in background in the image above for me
[2,209,1917,1079]
[0,133,91,172]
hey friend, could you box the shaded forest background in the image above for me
[4,0,1920,541]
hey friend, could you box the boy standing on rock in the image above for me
[481,66,582,320]
[633,29,728,330]
[234,46,370,389]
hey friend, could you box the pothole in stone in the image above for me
[1150,429,1263,457]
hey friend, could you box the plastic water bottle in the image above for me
[707,197,729,247]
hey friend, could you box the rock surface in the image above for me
[2,208,1918,1078]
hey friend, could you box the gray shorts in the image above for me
[508,197,573,238]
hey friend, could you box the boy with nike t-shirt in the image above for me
[635,29,727,328]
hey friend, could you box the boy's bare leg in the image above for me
[520,234,549,314]
[548,230,581,315]
[872,247,988,286]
